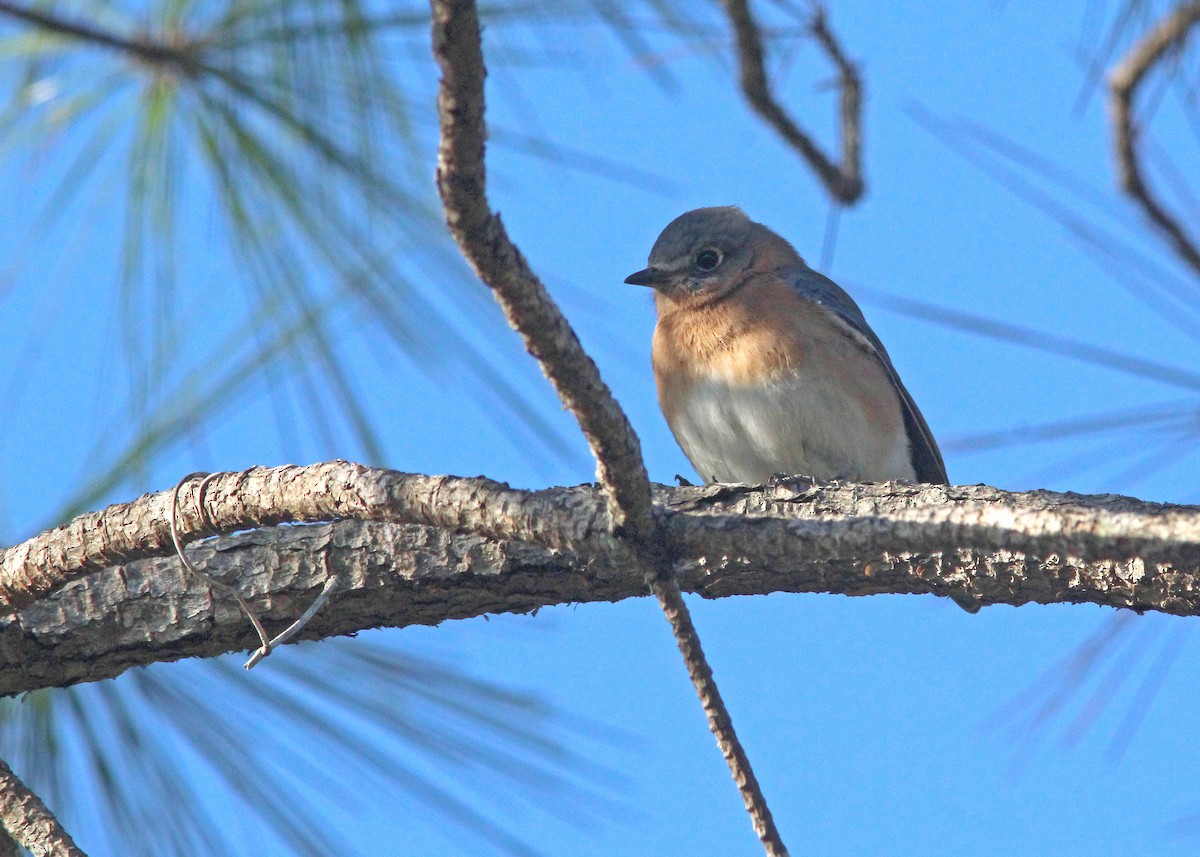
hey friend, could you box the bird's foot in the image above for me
[768,472,820,489]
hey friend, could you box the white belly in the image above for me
[670,374,915,484]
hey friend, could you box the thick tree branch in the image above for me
[0,462,614,614]
[8,476,1200,696]
[3,518,585,695]
[721,0,864,205]
[0,757,86,857]
[1109,0,1200,278]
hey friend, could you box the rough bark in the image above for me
[0,462,612,614]
[5,473,1199,697]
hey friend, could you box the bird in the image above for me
[625,206,948,487]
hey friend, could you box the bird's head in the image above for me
[624,206,788,306]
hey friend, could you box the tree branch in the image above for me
[0,462,620,614]
[1108,0,1200,278]
[8,477,1200,695]
[431,3,789,850]
[0,757,86,857]
[2,518,582,695]
[429,0,653,541]
[721,0,864,205]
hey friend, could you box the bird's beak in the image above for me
[624,267,671,288]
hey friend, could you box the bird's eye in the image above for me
[694,248,722,272]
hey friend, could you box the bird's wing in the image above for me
[784,264,948,484]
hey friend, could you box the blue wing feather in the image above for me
[784,264,949,484]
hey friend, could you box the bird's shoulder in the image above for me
[777,263,889,355]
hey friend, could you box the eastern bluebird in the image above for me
[626,207,947,487]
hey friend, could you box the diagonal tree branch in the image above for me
[429,0,653,541]
[0,756,87,857]
[0,1,200,73]
[1108,0,1200,278]
[721,0,864,205]
[429,2,788,852]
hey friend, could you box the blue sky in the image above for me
[3,0,1200,854]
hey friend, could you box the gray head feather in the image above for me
[646,206,755,266]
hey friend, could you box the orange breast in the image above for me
[652,274,907,479]
[654,277,833,415]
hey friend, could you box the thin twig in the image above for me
[429,2,790,853]
[171,472,272,659]
[0,756,88,857]
[721,0,863,204]
[243,574,339,669]
[1108,0,1200,278]
[170,472,340,669]
[649,580,787,852]
[0,1,203,75]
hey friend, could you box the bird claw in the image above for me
[767,472,819,489]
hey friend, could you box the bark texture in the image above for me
[5,471,1199,697]
[0,462,611,614]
